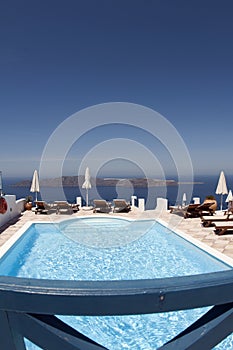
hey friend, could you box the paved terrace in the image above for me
[0,207,233,261]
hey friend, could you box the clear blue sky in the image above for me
[0,0,233,179]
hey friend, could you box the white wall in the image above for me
[156,197,168,211]
[0,195,25,228]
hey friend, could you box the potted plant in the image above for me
[24,195,33,210]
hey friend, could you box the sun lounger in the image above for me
[71,203,79,213]
[213,221,233,235]
[197,202,216,216]
[169,204,200,218]
[53,201,79,214]
[169,205,181,213]
[35,201,54,214]
[224,207,233,215]
[170,202,216,219]
[93,200,112,213]
[113,199,131,213]
[201,213,233,227]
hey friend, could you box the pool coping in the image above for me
[0,221,34,259]
[1,214,233,268]
[0,215,137,259]
[157,218,233,268]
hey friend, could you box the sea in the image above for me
[2,175,233,211]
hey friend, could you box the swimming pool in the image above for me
[0,217,232,349]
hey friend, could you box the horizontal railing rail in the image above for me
[0,270,232,349]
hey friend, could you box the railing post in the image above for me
[0,310,26,350]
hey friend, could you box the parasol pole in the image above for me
[220,194,223,211]
[86,188,89,207]
[0,171,2,196]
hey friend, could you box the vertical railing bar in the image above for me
[14,312,108,350]
[28,313,107,348]
[165,302,233,343]
[158,304,233,349]
[0,310,26,350]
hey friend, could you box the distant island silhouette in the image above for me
[13,176,182,188]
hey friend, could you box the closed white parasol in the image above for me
[30,170,40,202]
[225,189,233,210]
[215,171,228,211]
[82,167,92,207]
[226,190,233,203]
[182,193,187,207]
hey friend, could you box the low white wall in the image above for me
[193,197,200,204]
[131,195,137,207]
[156,197,168,211]
[76,197,82,208]
[138,198,145,211]
[16,198,26,214]
[0,195,25,228]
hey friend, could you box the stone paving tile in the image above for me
[153,211,233,261]
[221,249,232,256]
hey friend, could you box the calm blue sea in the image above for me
[2,175,233,210]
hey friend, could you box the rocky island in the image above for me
[13,176,178,188]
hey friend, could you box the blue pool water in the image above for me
[0,217,232,349]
